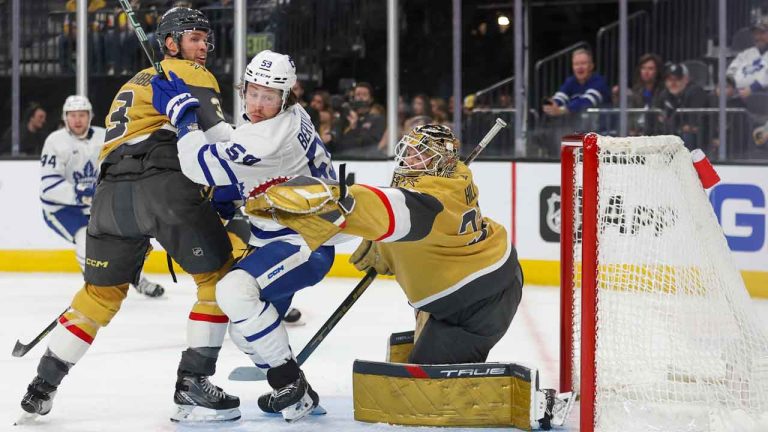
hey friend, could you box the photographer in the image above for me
[337,82,385,154]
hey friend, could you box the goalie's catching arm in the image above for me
[248,124,523,364]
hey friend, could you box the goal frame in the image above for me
[559,133,599,432]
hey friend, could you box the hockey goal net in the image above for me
[559,134,768,431]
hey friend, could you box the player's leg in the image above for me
[408,265,522,364]
[20,229,147,417]
[41,206,89,270]
[148,171,239,422]
[216,243,333,422]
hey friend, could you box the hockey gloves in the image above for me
[151,71,199,132]
[245,176,355,250]
[210,184,242,220]
[349,240,392,275]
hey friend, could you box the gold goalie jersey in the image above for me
[100,58,226,159]
[345,162,519,318]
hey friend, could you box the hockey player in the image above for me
[40,95,165,298]
[20,7,239,424]
[244,124,574,428]
[150,49,336,422]
[727,15,768,98]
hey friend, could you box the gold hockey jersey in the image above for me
[345,162,520,318]
[100,59,226,159]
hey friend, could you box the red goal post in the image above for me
[559,133,768,432]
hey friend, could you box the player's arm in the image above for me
[152,72,277,186]
[244,176,443,249]
[39,137,79,206]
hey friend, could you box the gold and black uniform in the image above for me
[344,162,523,363]
[85,58,232,286]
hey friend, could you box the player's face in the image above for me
[572,53,594,82]
[244,83,282,123]
[754,29,768,50]
[178,30,211,66]
[66,111,90,136]
[639,60,657,84]
[403,144,433,171]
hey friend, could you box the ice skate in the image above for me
[282,307,304,326]
[132,276,165,298]
[16,376,58,424]
[170,373,240,423]
[532,388,575,430]
[258,386,326,417]
[264,360,321,422]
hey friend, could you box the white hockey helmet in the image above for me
[242,50,297,118]
[62,95,93,138]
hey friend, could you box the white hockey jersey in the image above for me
[727,47,768,91]
[178,104,337,246]
[40,127,106,215]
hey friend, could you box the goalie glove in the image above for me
[151,71,200,128]
[245,176,355,250]
[349,240,392,275]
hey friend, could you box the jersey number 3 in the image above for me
[105,91,135,142]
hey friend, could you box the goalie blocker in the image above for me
[352,359,573,430]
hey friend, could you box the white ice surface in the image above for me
[2,273,767,432]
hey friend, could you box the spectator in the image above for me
[430,97,450,124]
[310,90,331,113]
[410,93,432,119]
[310,90,335,148]
[60,0,107,74]
[711,76,754,158]
[543,48,610,118]
[377,95,410,154]
[535,47,610,156]
[0,103,49,156]
[654,63,710,151]
[108,1,158,75]
[726,15,768,100]
[613,53,665,134]
[338,82,385,152]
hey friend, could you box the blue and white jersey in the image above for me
[39,127,105,215]
[727,47,768,92]
[552,74,611,113]
[178,103,338,247]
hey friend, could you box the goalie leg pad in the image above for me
[353,360,535,429]
[386,331,414,363]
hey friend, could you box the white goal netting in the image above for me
[567,135,768,432]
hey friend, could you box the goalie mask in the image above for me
[156,7,214,57]
[62,95,93,139]
[241,50,297,120]
[394,124,460,177]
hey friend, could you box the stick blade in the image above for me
[12,340,31,357]
[228,366,267,381]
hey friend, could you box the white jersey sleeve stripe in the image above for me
[208,144,239,184]
[42,178,67,194]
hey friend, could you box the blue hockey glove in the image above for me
[211,184,242,220]
[151,71,200,127]
[75,182,96,206]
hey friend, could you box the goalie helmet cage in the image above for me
[559,133,768,432]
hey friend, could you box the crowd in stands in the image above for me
[3,3,767,161]
[528,16,768,159]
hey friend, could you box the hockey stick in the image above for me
[228,119,508,381]
[118,0,165,77]
[12,308,68,357]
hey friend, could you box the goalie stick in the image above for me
[117,0,165,78]
[12,308,68,357]
[229,118,508,381]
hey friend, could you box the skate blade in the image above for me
[14,412,40,426]
[282,393,321,423]
[283,320,306,327]
[170,405,241,423]
[264,404,326,417]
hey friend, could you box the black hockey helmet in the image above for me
[156,7,214,56]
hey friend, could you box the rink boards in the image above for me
[0,159,766,298]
